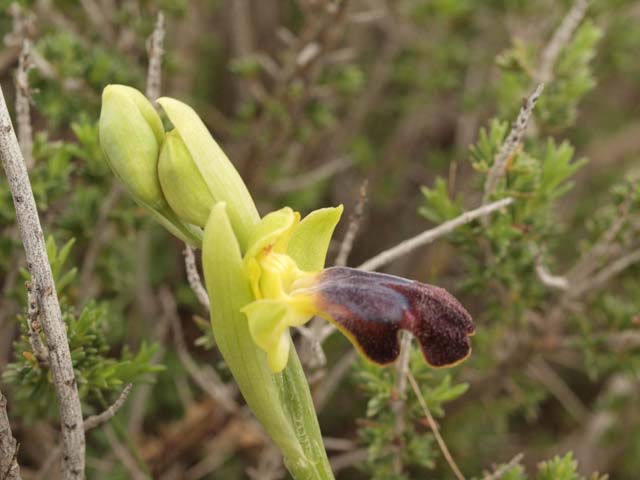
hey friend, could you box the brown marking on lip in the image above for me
[314,267,474,367]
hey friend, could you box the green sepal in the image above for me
[288,206,344,271]
[202,202,333,478]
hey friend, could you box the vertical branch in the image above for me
[334,179,368,267]
[14,40,33,170]
[537,0,589,84]
[482,85,544,203]
[0,389,21,480]
[0,86,85,479]
[145,11,165,103]
[407,370,465,480]
[183,246,210,311]
[390,332,412,476]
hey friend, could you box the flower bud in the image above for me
[158,130,215,228]
[157,97,259,249]
[99,84,165,210]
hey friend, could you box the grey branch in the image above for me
[183,246,210,311]
[359,197,514,272]
[482,453,524,480]
[570,248,640,298]
[538,0,589,84]
[146,11,165,103]
[531,244,569,290]
[83,384,133,431]
[0,86,85,479]
[407,369,465,480]
[335,179,368,267]
[26,280,49,366]
[14,40,33,170]
[0,389,21,480]
[482,85,544,203]
[270,156,354,194]
[38,384,133,477]
[390,332,412,475]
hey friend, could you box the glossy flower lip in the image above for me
[311,267,475,367]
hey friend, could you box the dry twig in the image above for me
[407,369,465,480]
[482,85,544,203]
[335,179,368,267]
[146,11,165,103]
[0,85,85,480]
[482,453,524,480]
[83,384,133,431]
[183,246,210,311]
[14,40,33,170]
[359,197,514,271]
[390,332,412,475]
[0,389,21,480]
[537,0,589,83]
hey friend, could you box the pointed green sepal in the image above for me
[288,206,344,271]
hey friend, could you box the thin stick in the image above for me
[183,246,210,311]
[571,248,640,298]
[483,453,524,480]
[0,85,85,479]
[83,384,133,431]
[25,280,49,366]
[482,85,543,203]
[145,11,165,103]
[538,0,589,83]
[14,40,33,170]
[37,384,134,479]
[0,389,21,480]
[335,179,368,267]
[390,332,412,475]
[270,156,354,194]
[359,197,513,272]
[407,369,465,480]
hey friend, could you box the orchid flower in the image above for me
[99,84,475,480]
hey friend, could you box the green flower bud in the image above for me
[157,97,259,250]
[99,84,165,210]
[158,130,215,228]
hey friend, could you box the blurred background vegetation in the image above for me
[1,0,639,478]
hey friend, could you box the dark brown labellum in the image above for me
[314,267,475,367]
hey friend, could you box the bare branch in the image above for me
[25,280,49,366]
[482,453,524,480]
[538,0,589,84]
[14,40,33,170]
[390,332,412,476]
[163,290,237,412]
[0,85,85,479]
[531,244,569,291]
[482,85,544,203]
[270,156,354,194]
[183,246,210,311]
[359,197,514,272]
[407,369,465,480]
[570,248,640,298]
[314,350,358,411]
[335,179,368,267]
[526,357,588,422]
[0,389,21,480]
[83,384,133,431]
[145,11,165,103]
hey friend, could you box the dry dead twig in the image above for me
[0,85,85,480]
[407,369,465,480]
[482,85,544,203]
[0,389,21,480]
